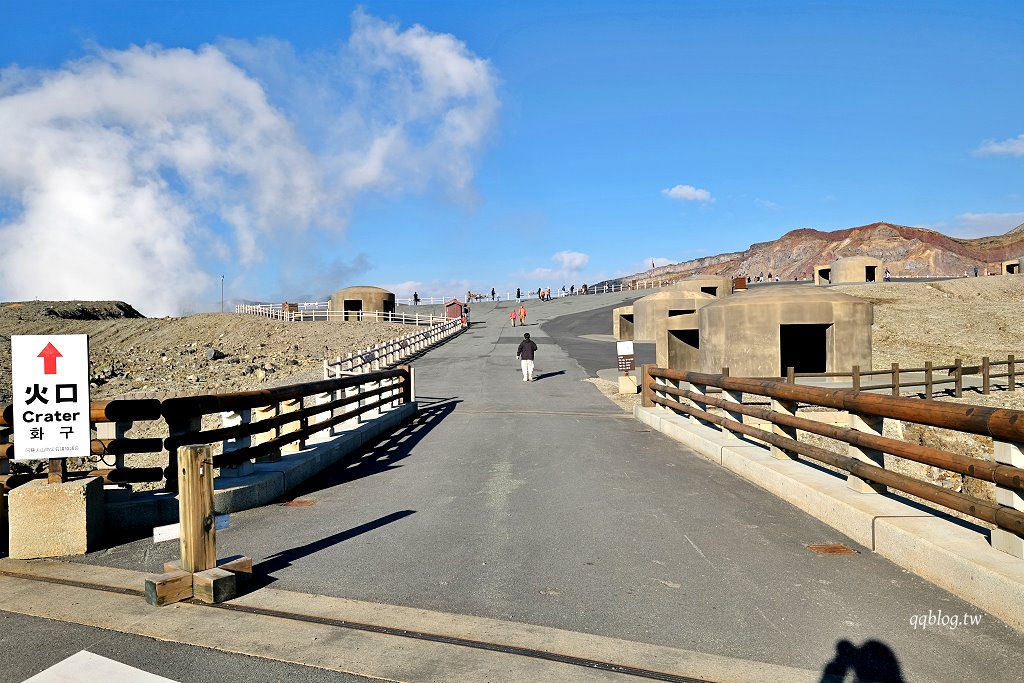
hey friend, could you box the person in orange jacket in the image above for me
[509,308,517,327]
[518,304,526,326]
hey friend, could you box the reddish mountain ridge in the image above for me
[625,221,1024,283]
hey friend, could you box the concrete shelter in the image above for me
[613,305,635,340]
[329,286,396,321]
[1000,259,1021,275]
[654,293,716,370]
[815,256,883,285]
[697,286,872,377]
[632,275,733,342]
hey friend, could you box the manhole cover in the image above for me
[281,499,317,507]
[806,543,858,555]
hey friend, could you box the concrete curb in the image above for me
[104,403,417,532]
[635,405,1024,633]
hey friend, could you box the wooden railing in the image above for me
[781,355,1018,397]
[0,367,413,493]
[641,365,1024,555]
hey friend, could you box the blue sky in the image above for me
[1,1,1022,314]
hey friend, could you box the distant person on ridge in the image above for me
[517,332,538,382]
[413,291,419,305]
[491,287,496,301]
[516,287,521,302]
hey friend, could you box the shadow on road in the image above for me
[250,509,416,587]
[532,370,566,381]
[286,396,461,496]
[820,638,905,682]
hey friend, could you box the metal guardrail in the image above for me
[640,365,1024,543]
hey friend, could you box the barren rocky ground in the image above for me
[0,301,415,405]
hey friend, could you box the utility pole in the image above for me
[220,275,224,313]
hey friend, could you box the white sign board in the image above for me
[11,334,91,461]
[153,514,230,543]
[616,341,634,356]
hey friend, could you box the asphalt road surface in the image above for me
[38,291,1024,682]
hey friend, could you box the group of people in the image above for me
[509,304,527,326]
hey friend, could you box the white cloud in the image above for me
[522,250,591,284]
[755,198,780,210]
[0,10,500,315]
[661,184,713,202]
[946,212,1024,237]
[976,134,1024,156]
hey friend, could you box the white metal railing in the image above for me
[236,302,447,325]
[323,316,464,377]
[394,281,671,306]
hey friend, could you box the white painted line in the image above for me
[23,650,178,682]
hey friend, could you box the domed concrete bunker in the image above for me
[613,305,635,341]
[329,286,396,321]
[697,286,873,377]
[653,292,717,370]
[633,275,733,342]
[814,256,883,285]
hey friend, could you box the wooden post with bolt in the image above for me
[144,444,252,606]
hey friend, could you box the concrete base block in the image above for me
[220,461,255,478]
[214,470,286,514]
[9,477,104,558]
[256,450,324,493]
[618,374,638,394]
[104,491,179,534]
[992,529,1024,560]
[876,517,1024,633]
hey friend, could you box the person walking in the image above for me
[516,287,521,302]
[509,308,517,327]
[491,287,496,301]
[518,304,526,326]
[517,332,538,382]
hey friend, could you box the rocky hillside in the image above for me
[616,221,1024,283]
[0,301,418,404]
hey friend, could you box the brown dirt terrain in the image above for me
[0,301,416,405]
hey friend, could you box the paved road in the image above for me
[29,291,1024,681]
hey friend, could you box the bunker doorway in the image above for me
[1009,263,1020,275]
[618,313,635,340]
[700,286,718,296]
[343,299,363,321]
[817,268,831,285]
[779,323,830,375]
[865,265,877,282]
[668,329,700,370]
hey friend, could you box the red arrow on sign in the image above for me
[38,342,62,375]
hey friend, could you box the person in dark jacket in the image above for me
[517,332,538,382]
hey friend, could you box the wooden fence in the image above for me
[641,365,1024,556]
[782,355,1017,398]
[0,367,411,493]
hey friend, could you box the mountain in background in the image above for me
[609,221,1024,285]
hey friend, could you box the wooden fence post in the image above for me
[1010,354,1016,393]
[954,359,962,398]
[891,363,900,397]
[925,361,933,399]
[982,356,990,395]
[179,444,216,574]
[852,365,860,392]
[640,365,654,408]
